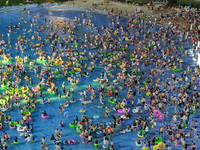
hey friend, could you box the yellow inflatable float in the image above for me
[153,142,165,150]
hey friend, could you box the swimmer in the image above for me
[60,120,65,127]
[62,101,69,107]
[20,131,24,136]
[136,137,142,146]
[59,107,64,114]
[42,110,47,116]
[47,97,51,103]
[12,136,18,144]
[70,86,75,93]
[50,134,55,143]
[26,135,31,142]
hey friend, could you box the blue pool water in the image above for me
[0,3,198,150]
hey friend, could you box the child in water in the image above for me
[42,110,47,116]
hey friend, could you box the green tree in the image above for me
[167,0,177,5]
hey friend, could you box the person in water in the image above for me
[136,137,142,146]
[12,136,18,143]
[60,120,64,127]
[43,110,47,116]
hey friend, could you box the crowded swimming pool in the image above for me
[0,2,198,150]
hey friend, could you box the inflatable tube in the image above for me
[50,91,56,95]
[75,68,81,72]
[126,98,131,103]
[35,44,41,47]
[155,136,163,144]
[17,126,26,132]
[94,143,100,146]
[80,121,87,125]
[1,85,7,89]
[4,120,9,124]
[172,68,180,72]
[26,117,32,122]
[82,74,90,77]
[40,99,50,104]
[63,140,68,145]
[120,115,127,119]
[76,128,82,133]
[11,141,19,145]
[9,125,15,129]
[55,69,62,73]
[120,103,125,108]
[82,139,87,144]
[137,132,144,137]
[154,142,165,150]
[96,131,102,135]
[118,109,129,114]
[118,109,124,114]
[158,142,165,149]
[136,141,142,146]
[108,99,118,104]
[185,133,190,137]
[102,145,108,148]
[2,60,12,65]
[56,75,65,78]
[126,129,131,132]
[132,71,141,75]
[70,99,76,103]
[23,107,35,114]
[143,81,153,85]
[157,113,164,120]
[93,115,99,119]
[12,97,21,100]
[186,69,192,73]
[79,109,85,113]
[141,129,146,135]
[9,121,17,126]
[71,82,78,85]
[120,130,126,134]
[73,43,80,46]
[64,112,69,118]
[41,114,49,119]
[80,134,85,138]
[163,55,167,59]
[4,77,12,81]
[36,59,47,63]
[55,140,61,143]
[106,109,111,113]
[153,110,160,117]
[181,124,187,128]
[132,109,138,113]
[116,122,121,126]
[68,139,76,145]
[79,58,87,61]
[32,87,39,92]
[69,71,75,74]
[63,103,69,107]
[39,85,44,90]
[69,123,78,128]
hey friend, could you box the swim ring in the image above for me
[68,139,76,145]
[41,114,49,119]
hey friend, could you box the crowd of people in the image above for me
[0,2,199,150]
